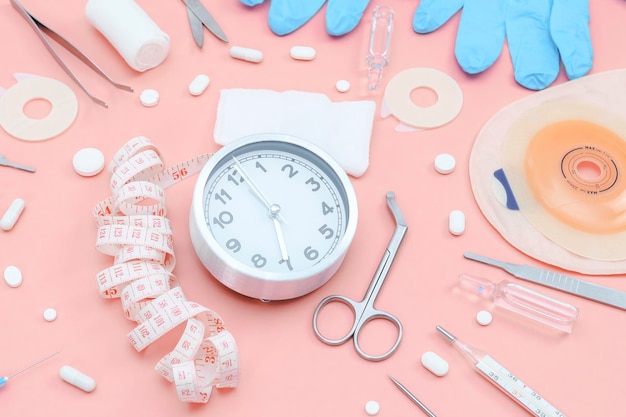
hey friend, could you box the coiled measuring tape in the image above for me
[93,136,239,403]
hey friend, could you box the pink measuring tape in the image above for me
[93,136,238,403]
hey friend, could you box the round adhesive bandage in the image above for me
[0,76,78,141]
[384,67,463,129]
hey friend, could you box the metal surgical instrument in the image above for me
[312,192,407,361]
[0,351,60,388]
[11,0,133,108]
[464,252,626,311]
[389,376,437,417]
[182,0,229,47]
[0,154,36,173]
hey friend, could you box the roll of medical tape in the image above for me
[93,137,237,404]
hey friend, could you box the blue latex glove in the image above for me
[413,0,593,90]
[240,0,370,36]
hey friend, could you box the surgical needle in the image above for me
[389,375,437,417]
[0,351,60,388]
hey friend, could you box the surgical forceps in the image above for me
[11,0,133,108]
[313,192,407,361]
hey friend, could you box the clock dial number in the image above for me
[227,169,244,186]
[214,189,232,205]
[306,177,321,191]
[213,211,233,229]
[251,254,267,268]
[226,238,241,253]
[304,246,320,261]
[318,224,334,240]
[279,257,294,271]
[322,201,335,215]
[281,164,299,178]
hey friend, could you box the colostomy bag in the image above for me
[470,69,626,275]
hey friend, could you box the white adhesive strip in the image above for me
[383,67,463,129]
[0,77,78,141]
[93,137,237,404]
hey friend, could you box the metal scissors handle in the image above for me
[313,192,407,361]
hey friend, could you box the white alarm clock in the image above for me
[189,133,358,301]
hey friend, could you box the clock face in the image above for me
[202,139,350,274]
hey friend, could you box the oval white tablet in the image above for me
[336,79,350,93]
[73,148,105,177]
[43,308,57,322]
[140,89,159,107]
[477,310,493,326]
[1,198,25,231]
[449,210,465,236]
[4,265,23,287]
[230,46,263,63]
[290,45,316,61]
[59,365,96,392]
[421,351,449,376]
[365,400,380,416]
[434,153,456,174]
[189,74,210,96]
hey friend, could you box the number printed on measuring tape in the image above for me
[476,356,567,417]
[93,137,236,404]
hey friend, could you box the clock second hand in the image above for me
[232,157,290,261]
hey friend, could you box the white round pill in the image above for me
[4,265,22,287]
[477,310,493,326]
[421,351,449,376]
[140,89,159,107]
[449,209,466,236]
[336,79,351,93]
[434,153,456,174]
[290,45,316,61]
[43,308,57,322]
[365,400,380,416]
[73,148,105,177]
[189,74,210,96]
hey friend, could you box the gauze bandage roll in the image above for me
[86,0,170,72]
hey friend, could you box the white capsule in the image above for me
[421,351,449,377]
[1,198,25,231]
[290,45,316,61]
[188,74,210,96]
[230,46,263,63]
[434,153,456,174]
[449,209,465,236]
[59,365,96,392]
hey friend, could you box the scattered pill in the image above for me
[336,79,351,93]
[59,365,96,393]
[421,351,449,377]
[43,308,57,322]
[477,310,493,326]
[1,198,25,231]
[434,153,456,174]
[290,45,316,61]
[449,209,465,236]
[140,89,159,107]
[72,148,105,177]
[365,400,380,416]
[3,265,22,288]
[230,46,263,63]
[188,74,210,96]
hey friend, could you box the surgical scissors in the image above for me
[182,0,229,47]
[313,192,407,361]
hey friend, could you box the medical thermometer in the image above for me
[436,326,567,417]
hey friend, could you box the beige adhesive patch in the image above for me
[501,100,626,262]
[0,76,78,141]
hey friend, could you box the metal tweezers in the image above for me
[11,0,133,108]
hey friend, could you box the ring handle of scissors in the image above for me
[353,310,402,362]
[313,294,361,346]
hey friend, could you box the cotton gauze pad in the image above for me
[86,0,170,72]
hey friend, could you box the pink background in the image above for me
[2,1,626,416]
